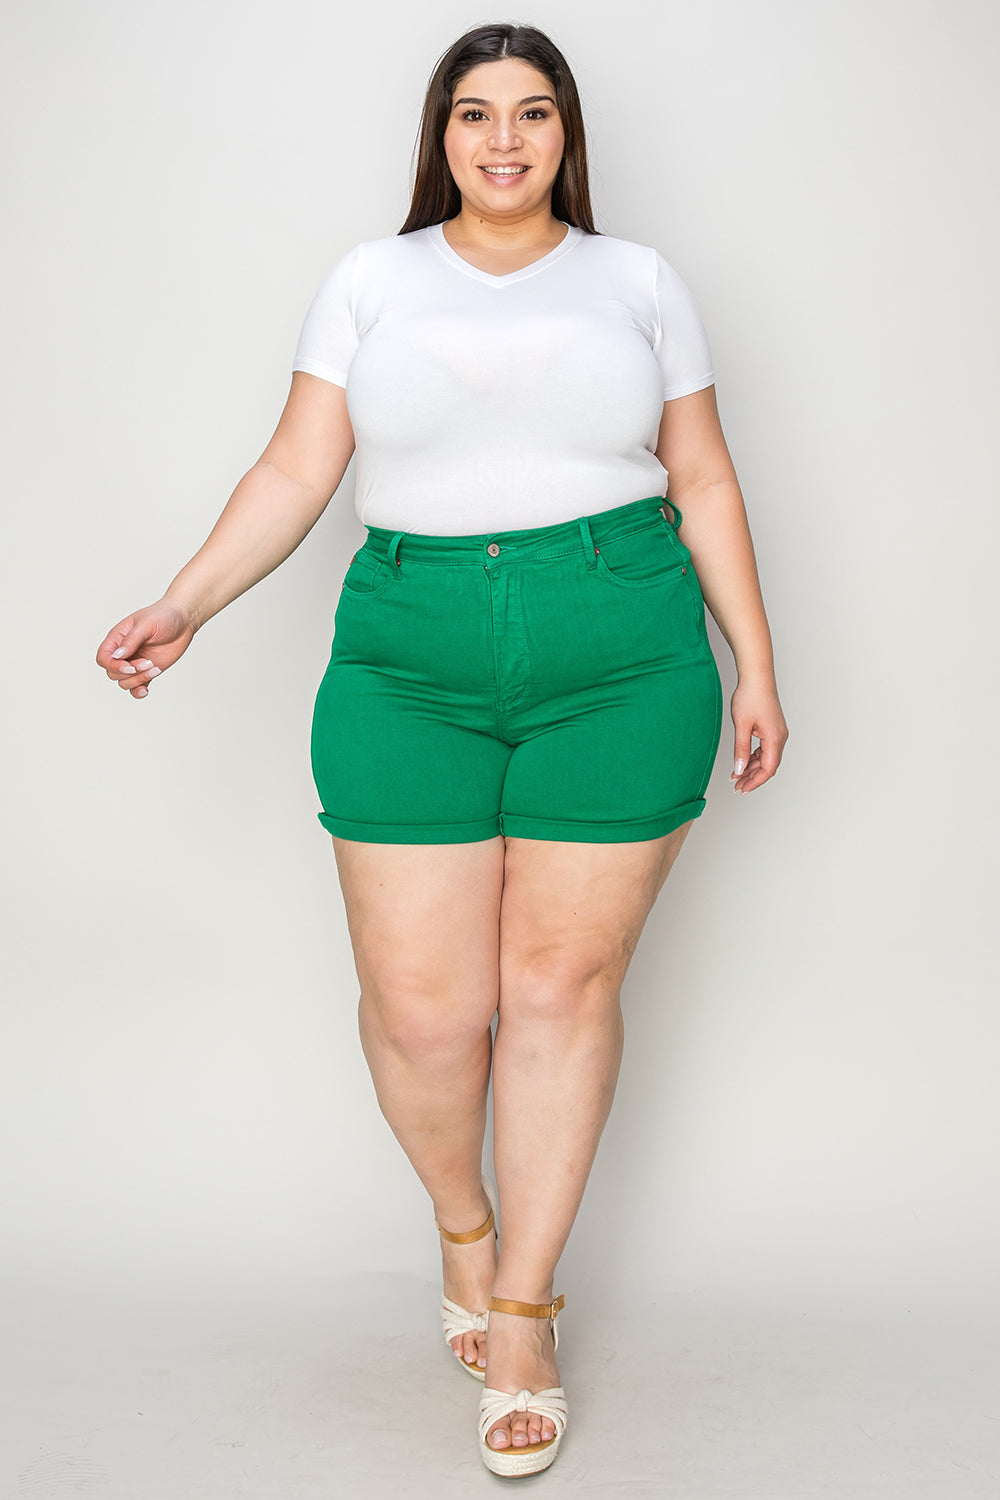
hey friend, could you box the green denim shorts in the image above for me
[310,495,723,843]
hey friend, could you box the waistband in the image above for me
[363,495,683,570]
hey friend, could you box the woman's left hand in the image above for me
[730,677,789,795]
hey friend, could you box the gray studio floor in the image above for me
[3,1266,997,1499]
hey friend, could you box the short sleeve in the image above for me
[291,243,361,388]
[651,251,715,400]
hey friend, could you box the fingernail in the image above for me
[135,687,148,698]
[734,759,745,775]
[121,664,137,674]
[111,647,126,659]
[146,666,161,677]
[135,660,153,670]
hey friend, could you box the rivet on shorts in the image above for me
[682,565,687,574]
[594,547,600,555]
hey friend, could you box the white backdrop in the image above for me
[2,0,997,1339]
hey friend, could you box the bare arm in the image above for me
[655,385,789,793]
[96,381,355,696]
[96,372,355,695]
[165,371,356,630]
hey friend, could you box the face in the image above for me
[442,58,566,220]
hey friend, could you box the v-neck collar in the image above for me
[428,220,582,287]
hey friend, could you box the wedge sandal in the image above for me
[435,1175,498,1381]
[478,1294,568,1476]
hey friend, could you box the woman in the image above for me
[95,23,787,1478]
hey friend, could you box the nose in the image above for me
[488,116,522,150]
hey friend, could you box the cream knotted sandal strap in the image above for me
[478,1385,569,1446]
[441,1296,488,1344]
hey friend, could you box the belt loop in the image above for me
[387,532,404,574]
[578,514,599,571]
[663,498,684,532]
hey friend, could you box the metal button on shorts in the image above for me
[486,542,501,557]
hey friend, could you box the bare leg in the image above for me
[483,822,693,1451]
[331,835,505,1367]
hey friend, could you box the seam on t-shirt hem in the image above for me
[663,373,716,400]
[292,358,348,388]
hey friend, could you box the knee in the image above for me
[498,947,627,1027]
[360,965,494,1062]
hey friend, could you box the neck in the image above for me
[446,203,564,250]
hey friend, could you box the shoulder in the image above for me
[575,230,659,272]
[588,234,710,331]
[311,227,433,284]
[352,226,435,273]
[580,230,699,285]
[574,231,690,304]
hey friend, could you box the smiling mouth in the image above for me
[479,165,530,177]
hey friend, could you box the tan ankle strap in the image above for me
[487,1293,565,1321]
[435,1205,495,1244]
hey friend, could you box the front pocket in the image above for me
[341,548,391,598]
[594,522,689,590]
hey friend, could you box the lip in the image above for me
[478,164,531,185]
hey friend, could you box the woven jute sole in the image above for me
[480,1432,561,1477]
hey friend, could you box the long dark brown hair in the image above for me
[399,23,599,236]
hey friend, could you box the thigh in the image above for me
[499,522,723,845]
[497,824,694,988]
[332,836,506,1019]
[310,552,512,844]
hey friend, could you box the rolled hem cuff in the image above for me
[498,799,706,843]
[317,811,501,843]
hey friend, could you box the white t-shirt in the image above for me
[292,220,715,535]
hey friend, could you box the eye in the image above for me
[457,107,551,122]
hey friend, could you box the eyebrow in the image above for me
[453,94,556,108]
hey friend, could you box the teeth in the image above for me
[482,166,528,175]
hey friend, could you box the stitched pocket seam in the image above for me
[341,552,391,599]
[594,554,688,590]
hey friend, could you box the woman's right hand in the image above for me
[95,599,197,699]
